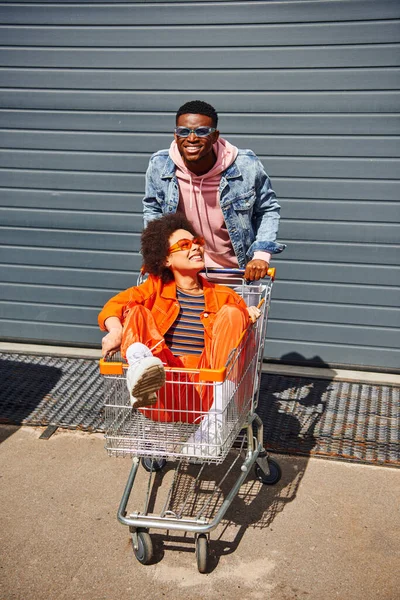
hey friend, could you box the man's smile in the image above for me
[184,145,201,153]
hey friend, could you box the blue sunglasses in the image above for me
[174,126,216,138]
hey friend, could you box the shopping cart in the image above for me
[99,268,281,572]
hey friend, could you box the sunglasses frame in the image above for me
[174,126,216,138]
[168,236,205,254]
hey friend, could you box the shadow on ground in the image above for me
[120,353,335,572]
[0,351,338,572]
[0,358,63,442]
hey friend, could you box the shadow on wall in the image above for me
[274,351,337,370]
[0,358,63,443]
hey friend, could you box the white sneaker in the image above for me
[125,343,165,408]
[126,342,152,365]
[182,416,223,457]
[182,385,227,457]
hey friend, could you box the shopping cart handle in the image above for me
[203,267,275,281]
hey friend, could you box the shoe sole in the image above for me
[131,391,158,409]
[130,363,165,408]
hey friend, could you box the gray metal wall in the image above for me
[0,0,399,369]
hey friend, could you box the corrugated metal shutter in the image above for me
[0,0,399,369]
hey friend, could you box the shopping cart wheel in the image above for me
[195,534,209,574]
[255,458,282,485]
[141,457,166,472]
[132,528,153,565]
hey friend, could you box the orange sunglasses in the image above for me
[168,236,205,254]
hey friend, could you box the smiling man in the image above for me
[143,100,285,281]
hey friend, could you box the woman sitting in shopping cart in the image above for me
[98,213,260,438]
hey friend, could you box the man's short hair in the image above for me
[176,100,218,127]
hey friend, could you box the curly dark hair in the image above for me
[141,213,200,282]
[176,100,218,128]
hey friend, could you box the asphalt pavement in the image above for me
[1,425,399,600]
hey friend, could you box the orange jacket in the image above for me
[98,274,248,345]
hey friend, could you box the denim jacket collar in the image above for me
[223,160,242,180]
[161,156,176,180]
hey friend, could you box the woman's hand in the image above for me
[102,316,123,358]
[247,305,261,323]
[101,331,122,358]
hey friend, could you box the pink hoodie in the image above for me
[169,138,271,268]
[169,137,234,267]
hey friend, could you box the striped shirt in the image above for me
[165,290,205,355]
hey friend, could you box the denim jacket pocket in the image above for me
[229,189,256,237]
[229,187,256,211]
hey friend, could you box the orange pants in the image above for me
[121,305,248,423]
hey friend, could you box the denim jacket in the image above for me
[143,149,286,268]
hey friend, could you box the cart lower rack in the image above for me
[99,270,281,573]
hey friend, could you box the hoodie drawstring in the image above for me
[189,174,205,218]
[198,177,204,216]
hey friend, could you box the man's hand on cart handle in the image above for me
[244,259,269,282]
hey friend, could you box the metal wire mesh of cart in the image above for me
[101,279,270,465]
[150,437,250,523]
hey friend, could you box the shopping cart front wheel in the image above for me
[255,458,282,485]
[131,528,153,565]
[196,534,209,573]
[141,456,167,472]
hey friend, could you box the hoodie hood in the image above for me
[169,137,238,182]
[169,137,238,213]
[168,137,240,268]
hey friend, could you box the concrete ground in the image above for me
[0,425,399,600]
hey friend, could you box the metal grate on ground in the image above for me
[258,374,400,467]
[0,352,398,467]
[0,352,104,432]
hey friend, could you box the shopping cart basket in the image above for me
[99,268,281,572]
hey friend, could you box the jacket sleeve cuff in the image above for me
[253,251,272,264]
[247,240,287,259]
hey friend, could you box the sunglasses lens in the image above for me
[175,127,190,137]
[169,237,205,253]
[178,240,192,250]
[194,127,211,137]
